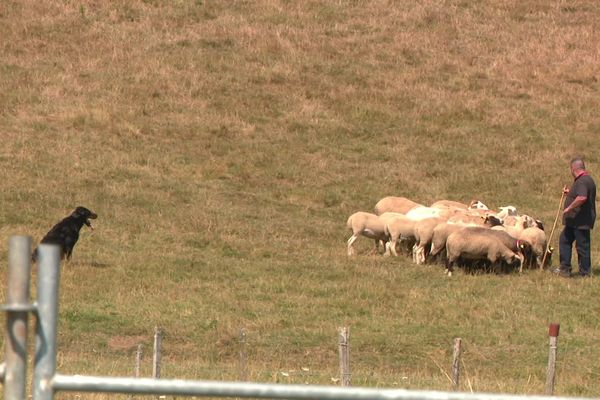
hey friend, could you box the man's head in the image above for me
[570,157,586,178]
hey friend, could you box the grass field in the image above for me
[2,1,600,398]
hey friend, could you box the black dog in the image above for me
[32,206,98,262]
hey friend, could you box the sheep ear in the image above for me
[536,220,545,230]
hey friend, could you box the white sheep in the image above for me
[462,226,529,272]
[518,227,551,269]
[502,214,537,228]
[429,223,466,262]
[382,213,417,257]
[346,211,389,256]
[405,205,462,221]
[468,200,489,210]
[374,196,423,215]
[463,226,526,253]
[412,217,446,264]
[428,217,504,263]
[446,212,502,227]
[445,229,523,276]
[495,206,518,220]
[492,214,538,238]
[430,200,469,210]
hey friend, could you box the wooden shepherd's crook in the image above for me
[541,190,566,270]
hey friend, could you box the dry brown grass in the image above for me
[2,1,600,398]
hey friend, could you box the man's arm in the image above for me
[565,195,587,214]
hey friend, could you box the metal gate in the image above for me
[1,236,595,400]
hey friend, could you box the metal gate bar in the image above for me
[3,236,33,400]
[33,243,61,400]
[50,374,597,400]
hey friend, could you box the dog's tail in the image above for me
[31,247,38,263]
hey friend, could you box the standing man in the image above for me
[556,157,596,278]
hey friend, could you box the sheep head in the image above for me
[535,219,545,231]
[542,246,554,268]
[517,240,532,256]
[510,253,524,269]
[520,214,537,228]
[468,200,489,210]
[483,215,503,227]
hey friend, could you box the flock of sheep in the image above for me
[346,196,551,276]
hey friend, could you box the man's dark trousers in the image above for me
[559,226,591,276]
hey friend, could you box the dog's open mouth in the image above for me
[85,213,98,230]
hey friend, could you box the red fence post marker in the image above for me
[545,323,560,395]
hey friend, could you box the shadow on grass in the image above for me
[58,260,110,269]
[88,261,110,268]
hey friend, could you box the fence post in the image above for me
[153,327,162,379]
[452,338,461,391]
[338,327,351,387]
[546,323,560,395]
[239,328,247,381]
[4,236,32,400]
[135,344,143,378]
[33,244,62,400]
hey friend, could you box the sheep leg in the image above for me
[518,253,525,273]
[386,238,398,257]
[380,239,386,252]
[429,243,436,254]
[446,263,454,276]
[414,244,425,265]
[412,244,418,263]
[430,243,442,263]
[383,230,398,257]
[372,239,381,254]
[445,263,453,277]
[535,254,543,269]
[347,234,358,256]
[384,240,396,257]
[487,254,497,273]
[445,256,457,277]
[399,237,407,255]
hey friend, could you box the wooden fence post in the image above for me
[338,327,351,387]
[239,328,247,381]
[135,344,143,378]
[452,338,461,391]
[153,326,162,379]
[546,323,560,395]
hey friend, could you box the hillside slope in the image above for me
[1,1,600,396]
